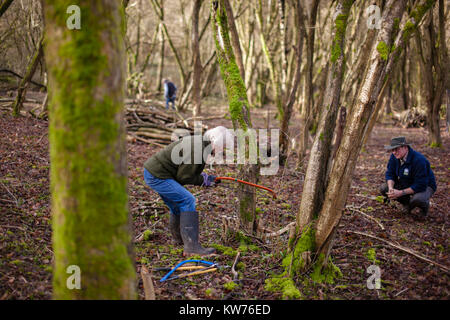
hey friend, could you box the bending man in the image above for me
[143,126,233,256]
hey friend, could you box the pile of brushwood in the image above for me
[393,107,427,128]
[125,99,208,147]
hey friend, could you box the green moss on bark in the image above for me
[212,1,250,131]
[330,1,354,64]
[264,277,301,299]
[45,1,135,300]
[310,254,342,284]
[377,41,390,61]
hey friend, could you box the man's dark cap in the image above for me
[384,136,412,150]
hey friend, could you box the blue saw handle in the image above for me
[160,259,214,282]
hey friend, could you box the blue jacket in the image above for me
[164,81,177,99]
[385,147,436,193]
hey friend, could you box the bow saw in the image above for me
[214,177,277,199]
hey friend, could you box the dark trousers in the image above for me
[379,182,434,212]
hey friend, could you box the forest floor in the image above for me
[0,95,449,300]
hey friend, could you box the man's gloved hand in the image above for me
[201,172,218,187]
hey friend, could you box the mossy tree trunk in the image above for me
[43,0,136,299]
[211,0,259,234]
[192,0,203,118]
[223,0,245,81]
[296,0,354,234]
[12,33,44,117]
[315,0,436,264]
[280,1,356,285]
[284,0,434,288]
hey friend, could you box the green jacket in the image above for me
[144,135,211,186]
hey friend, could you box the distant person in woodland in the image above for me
[380,136,437,218]
[163,78,177,110]
[143,126,233,256]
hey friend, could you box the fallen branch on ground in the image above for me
[140,266,156,300]
[264,222,296,237]
[347,230,449,274]
[231,251,241,282]
[346,205,385,230]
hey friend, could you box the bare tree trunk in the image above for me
[12,34,44,116]
[429,0,448,146]
[279,1,305,161]
[0,0,14,18]
[192,0,203,118]
[156,21,165,93]
[256,0,283,119]
[413,1,445,146]
[401,50,409,110]
[447,89,450,135]
[151,0,186,89]
[297,0,320,163]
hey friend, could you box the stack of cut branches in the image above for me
[125,100,208,147]
[393,107,427,128]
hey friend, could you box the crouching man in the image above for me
[380,136,437,217]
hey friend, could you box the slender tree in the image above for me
[297,0,320,166]
[43,0,136,299]
[12,33,44,116]
[211,0,259,233]
[415,0,448,147]
[192,0,203,117]
[0,0,14,18]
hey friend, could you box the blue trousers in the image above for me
[165,96,176,110]
[144,168,195,215]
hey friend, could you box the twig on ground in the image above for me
[128,133,166,147]
[264,222,296,237]
[140,266,156,300]
[231,251,241,282]
[0,225,25,231]
[0,182,19,207]
[346,205,385,230]
[347,230,450,274]
[394,288,409,297]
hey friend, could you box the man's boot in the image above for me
[169,213,183,245]
[180,211,215,256]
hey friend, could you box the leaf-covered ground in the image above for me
[0,102,449,300]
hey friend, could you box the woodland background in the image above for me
[0,0,449,300]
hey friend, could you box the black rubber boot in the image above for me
[169,213,183,245]
[180,211,215,256]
